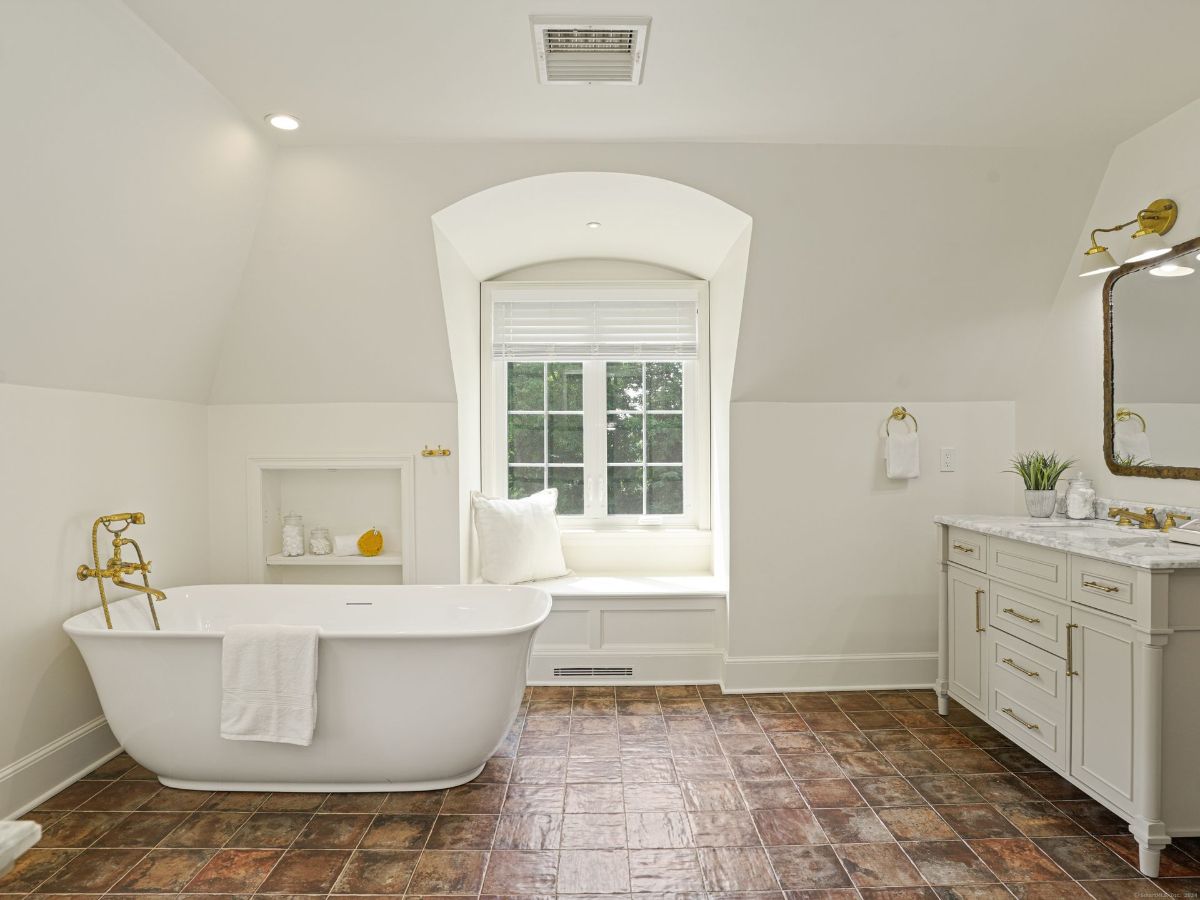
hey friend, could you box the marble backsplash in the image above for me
[1088,495,1200,526]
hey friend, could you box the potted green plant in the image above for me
[1007,451,1076,518]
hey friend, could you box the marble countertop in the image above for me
[935,514,1200,570]
[0,821,40,876]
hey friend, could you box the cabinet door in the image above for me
[1069,605,1135,813]
[948,567,988,714]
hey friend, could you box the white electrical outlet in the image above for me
[940,447,957,472]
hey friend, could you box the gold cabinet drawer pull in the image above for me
[1066,622,1079,677]
[1002,607,1041,624]
[953,543,976,554]
[1001,707,1040,730]
[975,588,985,633]
[1082,580,1120,593]
[1001,657,1040,679]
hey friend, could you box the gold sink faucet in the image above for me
[77,513,166,630]
[1108,506,1159,529]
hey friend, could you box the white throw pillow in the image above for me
[471,488,570,584]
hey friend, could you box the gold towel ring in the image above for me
[1115,408,1147,432]
[886,406,919,434]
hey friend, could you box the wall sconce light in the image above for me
[1079,198,1177,277]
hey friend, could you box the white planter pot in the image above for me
[1025,490,1058,518]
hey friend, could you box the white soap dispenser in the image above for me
[1065,472,1096,520]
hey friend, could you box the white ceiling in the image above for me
[124,0,1200,148]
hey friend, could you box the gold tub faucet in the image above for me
[1108,506,1159,529]
[77,512,166,630]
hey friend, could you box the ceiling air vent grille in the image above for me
[553,666,635,678]
[532,16,650,85]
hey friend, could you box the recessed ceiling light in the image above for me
[265,113,301,131]
[586,221,602,229]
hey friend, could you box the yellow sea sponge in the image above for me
[357,528,383,557]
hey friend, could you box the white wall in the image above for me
[1018,95,1200,506]
[727,401,1019,690]
[0,385,209,816]
[207,403,460,585]
[0,0,271,403]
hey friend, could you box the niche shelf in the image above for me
[265,551,404,567]
[247,456,416,585]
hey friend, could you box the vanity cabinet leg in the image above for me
[1130,632,1169,877]
[936,559,950,716]
[1139,844,1161,878]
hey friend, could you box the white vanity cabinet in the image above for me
[936,516,1200,878]
[946,566,987,714]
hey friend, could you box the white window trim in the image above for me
[481,280,711,532]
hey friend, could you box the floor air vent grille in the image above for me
[553,666,634,678]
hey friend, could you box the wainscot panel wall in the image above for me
[0,385,209,817]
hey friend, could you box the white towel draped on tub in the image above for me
[221,624,319,746]
[885,432,921,479]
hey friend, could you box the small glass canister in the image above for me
[309,526,332,556]
[1065,472,1096,520]
[281,513,305,557]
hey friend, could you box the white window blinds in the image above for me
[491,290,699,361]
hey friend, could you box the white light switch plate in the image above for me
[939,447,956,472]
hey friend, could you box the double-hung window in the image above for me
[482,282,709,529]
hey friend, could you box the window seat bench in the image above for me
[523,574,727,685]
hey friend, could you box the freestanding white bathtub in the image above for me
[63,584,550,792]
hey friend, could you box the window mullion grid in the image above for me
[641,361,648,516]
[542,362,549,493]
[583,360,606,518]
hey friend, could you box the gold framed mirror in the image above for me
[1104,235,1200,480]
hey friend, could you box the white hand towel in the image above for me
[221,624,319,746]
[1114,431,1152,463]
[885,432,920,479]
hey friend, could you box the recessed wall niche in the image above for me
[248,456,416,585]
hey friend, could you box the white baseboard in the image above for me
[722,651,938,693]
[1,717,120,820]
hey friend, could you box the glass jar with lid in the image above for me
[1065,472,1096,520]
[281,513,305,557]
[309,526,332,556]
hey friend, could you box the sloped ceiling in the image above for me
[0,0,271,403]
[123,0,1200,148]
[208,143,1107,404]
[0,2,1144,405]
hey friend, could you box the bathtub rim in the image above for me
[63,583,552,640]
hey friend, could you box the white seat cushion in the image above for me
[472,488,570,585]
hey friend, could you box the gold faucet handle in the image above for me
[1164,513,1192,531]
[1108,507,1134,526]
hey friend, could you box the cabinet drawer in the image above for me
[987,632,1069,771]
[1070,557,1137,620]
[948,527,987,573]
[988,537,1068,599]
[989,582,1069,658]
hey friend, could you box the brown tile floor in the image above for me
[6,685,1200,898]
